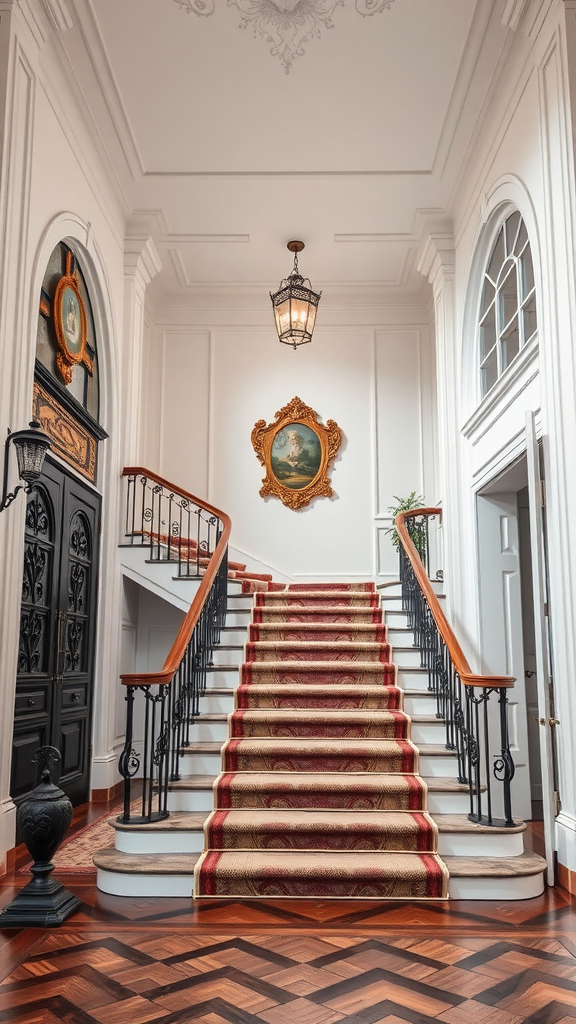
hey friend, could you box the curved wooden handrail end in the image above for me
[396,507,515,691]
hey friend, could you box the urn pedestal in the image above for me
[0,747,81,928]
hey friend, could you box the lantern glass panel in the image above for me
[14,438,49,483]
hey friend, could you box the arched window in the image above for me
[478,210,537,397]
[33,241,106,484]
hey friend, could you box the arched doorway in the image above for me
[11,242,107,807]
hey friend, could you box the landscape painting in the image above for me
[271,423,322,490]
[251,396,342,511]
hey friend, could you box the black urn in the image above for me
[0,746,81,928]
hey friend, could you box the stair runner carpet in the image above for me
[194,583,449,900]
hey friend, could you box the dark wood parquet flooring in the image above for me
[2,812,576,1024]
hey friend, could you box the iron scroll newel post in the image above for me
[396,508,516,828]
[118,469,231,825]
[0,747,81,927]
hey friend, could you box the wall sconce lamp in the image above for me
[0,421,51,513]
[271,241,321,350]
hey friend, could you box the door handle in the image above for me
[538,717,560,726]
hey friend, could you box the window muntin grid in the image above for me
[479,212,537,397]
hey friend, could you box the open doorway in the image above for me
[476,445,558,879]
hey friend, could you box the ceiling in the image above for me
[59,0,514,301]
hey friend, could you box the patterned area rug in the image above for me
[195,583,449,900]
[20,803,125,874]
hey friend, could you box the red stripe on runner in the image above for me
[419,853,446,898]
[405,773,425,810]
[198,851,223,896]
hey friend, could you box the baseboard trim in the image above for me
[91,780,124,804]
[558,862,576,895]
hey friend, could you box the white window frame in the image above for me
[478,210,537,398]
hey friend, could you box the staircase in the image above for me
[95,575,546,900]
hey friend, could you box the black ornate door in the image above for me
[12,458,100,807]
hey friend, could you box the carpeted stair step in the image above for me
[288,582,375,591]
[235,682,403,710]
[203,808,438,852]
[221,737,418,773]
[194,850,448,899]
[213,770,427,811]
[245,641,391,663]
[252,606,384,623]
[230,708,411,739]
[240,661,397,686]
[249,623,388,642]
[256,592,379,607]
[194,579,452,901]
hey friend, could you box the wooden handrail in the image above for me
[396,508,515,689]
[119,466,232,688]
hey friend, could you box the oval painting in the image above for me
[60,286,83,355]
[271,422,322,490]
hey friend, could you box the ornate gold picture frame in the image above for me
[54,251,93,384]
[251,396,342,511]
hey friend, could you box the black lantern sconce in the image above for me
[270,241,321,350]
[0,421,51,513]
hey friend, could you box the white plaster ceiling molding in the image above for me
[172,0,395,73]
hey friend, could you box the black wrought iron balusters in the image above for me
[118,470,230,825]
[398,513,515,828]
[124,472,221,580]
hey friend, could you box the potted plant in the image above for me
[385,492,427,561]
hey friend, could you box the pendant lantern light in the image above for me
[270,241,321,350]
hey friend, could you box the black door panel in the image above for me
[12,458,100,806]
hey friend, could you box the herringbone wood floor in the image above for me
[2,810,576,1024]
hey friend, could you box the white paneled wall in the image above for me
[146,311,437,582]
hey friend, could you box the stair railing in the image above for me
[118,468,231,824]
[396,508,516,827]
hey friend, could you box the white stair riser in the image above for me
[96,868,194,898]
[190,721,229,742]
[410,722,446,744]
[169,785,473,817]
[212,647,243,667]
[397,668,429,690]
[392,648,424,668]
[187,719,445,744]
[384,612,409,629]
[220,629,248,645]
[388,629,415,646]
[168,789,214,812]
[114,826,523,860]
[98,865,544,901]
[227,598,255,611]
[179,751,222,774]
[380,597,404,611]
[403,695,437,715]
[449,874,544,900]
[200,693,235,714]
[225,610,252,628]
[115,830,204,855]
[427,791,475,814]
[438,833,524,858]
[419,755,458,775]
[178,748,456,778]
[227,582,244,595]
[205,668,240,688]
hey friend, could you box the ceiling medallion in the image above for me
[172,0,395,74]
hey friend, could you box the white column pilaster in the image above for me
[122,235,162,466]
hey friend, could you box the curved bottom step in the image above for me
[194,849,449,900]
[94,847,547,900]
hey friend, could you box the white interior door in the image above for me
[476,492,532,822]
[526,410,556,885]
